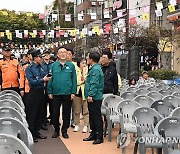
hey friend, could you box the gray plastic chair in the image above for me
[133,95,154,107]
[103,95,123,142]
[147,86,159,92]
[0,117,33,151]
[126,87,137,92]
[0,100,25,116]
[163,95,180,108]
[151,100,175,117]
[0,94,24,110]
[135,88,149,96]
[132,107,163,154]
[0,107,28,127]
[138,84,149,90]
[0,90,21,98]
[155,117,180,154]
[116,100,141,152]
[0,134,32,154]
[170,107,180,118]
[121,91,137,100]
[159,89,172,96]
[172,92,180,98]
[156,83,168,90]
[147,91,163,102]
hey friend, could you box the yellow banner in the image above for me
[142,13,149,20]
[6,32,12,40]
[168,5,175,13]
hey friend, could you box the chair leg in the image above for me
[104,116,107,137]
[122,147,126,154]
[139,143,146,154]
[157,148,162,154]
[108,121,112,142]
[133,141,138,154]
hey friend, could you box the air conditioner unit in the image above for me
[91,2,96,5]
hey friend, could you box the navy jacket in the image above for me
[25,62,46,89]
[41,60,54,75]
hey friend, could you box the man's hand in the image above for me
[71,94,75,100]
[20,90,24,97]
[88,96,93,103]
[43,76,52,82]
[48,94,53,99]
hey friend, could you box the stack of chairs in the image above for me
[103,79,180,154]
[0,90,33,154]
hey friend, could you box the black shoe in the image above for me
[35,132,47,139]
[62,133,69,139]
[70,124,75,128]
[52,131,59,138]
[50,120,53,125]
[83,135,96,141]
[33,137,38,143]
[92,139,104,144]
[41,125,48,130]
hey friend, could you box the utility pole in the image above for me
[125,0,129,50]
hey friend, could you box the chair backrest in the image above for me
[156,83,168,90]
[156,117,180,140]
[135,88,149,96]
[103,95,123,114]
[163,95,180,108]
[121,91,137,100]
[167,86,179,93]
[0,100,25,116]
[170,107,180,118]
[133,95,154,107]
[147,86,159,92]
[132,107,163,135]
[159,89,172,96]
[172,92,180,98]
[0,134,32,154]
[151,100,175,117]
[0,94,24,109]
[0,118,33,149]
[126,87,137,92]
[0,107,28,127]
[138,84,149,90]
[117,100,141,123]
[147,91,163,102]
[0,90,21,98]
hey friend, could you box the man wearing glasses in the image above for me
[26,49,51,142]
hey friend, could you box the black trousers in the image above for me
[23,92,30,121]
[27,88,44,136]
[88,100,103,139]
[2,87,20,94]
[53,95,72,133]
[42,92,53,126]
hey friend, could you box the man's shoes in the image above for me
[35,132,47,139]
[41,125,48,130]
[50,120,53,125]
[92,138,104,144]
[52,131,59,138]
[33,137,38,143]
[83,135,96,141]
[62,133,69,139]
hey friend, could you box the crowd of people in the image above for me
[0,44,123,145]
[0,44,156,146]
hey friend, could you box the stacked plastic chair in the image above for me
[0,90,33,153]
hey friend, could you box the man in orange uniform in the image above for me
[0,45,23,94]
[20,49,33,118]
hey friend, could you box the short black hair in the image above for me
[89,51,100,63]
[58,46,67,50]
[21,54,28,59]
[66,48,74,55]
[102,51,112,59]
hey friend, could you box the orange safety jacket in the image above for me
[20,63,30,93]
[0,57,23,89]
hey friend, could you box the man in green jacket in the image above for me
[83,51,104,144]
[47,47,77,139]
